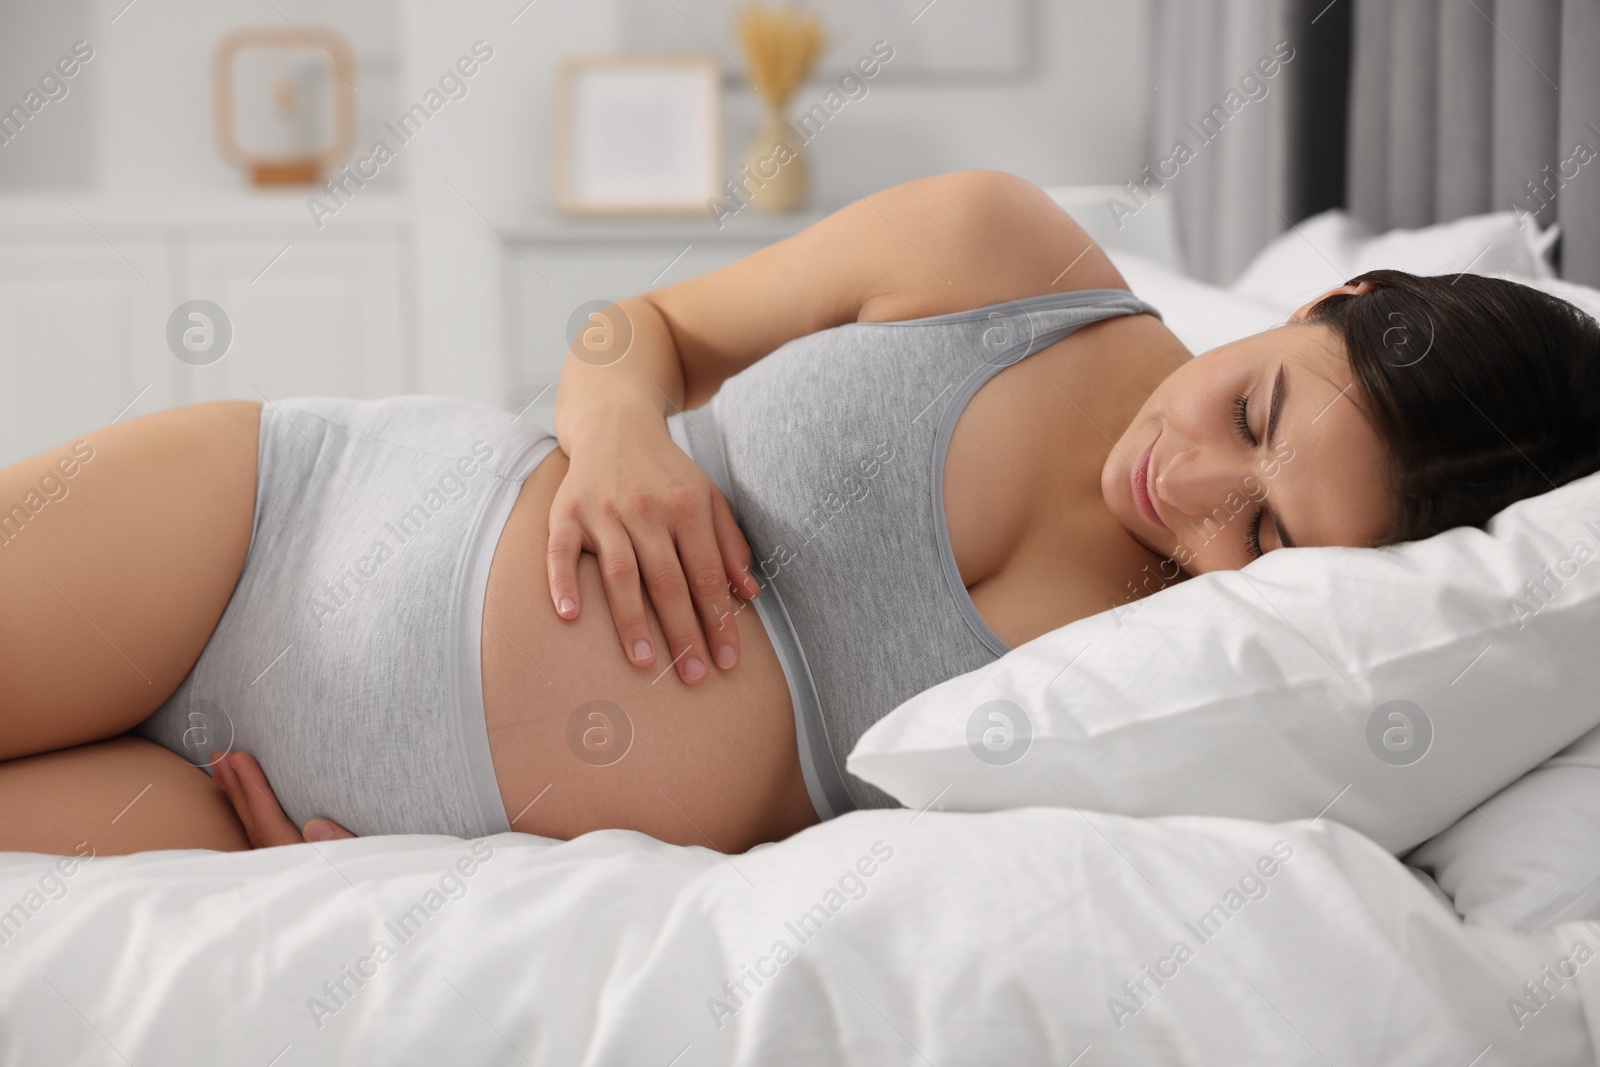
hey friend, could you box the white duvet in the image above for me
[2,809,1596,1065]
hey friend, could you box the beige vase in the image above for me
[741,103,809,212]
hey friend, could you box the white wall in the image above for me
[0,1,98,187]
[97,0,398,192]
[398,0,1153,219]
[1,0,1154,407]
[399,0,621,404]
[398,0,1155,405]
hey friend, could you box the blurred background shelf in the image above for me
[0,191,409,231]
[0,0,1156,464]
[498,207,834,245]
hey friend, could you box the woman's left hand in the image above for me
[213,751,356,848]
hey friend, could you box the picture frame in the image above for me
[552,55,722,216]
[213,25,357,186]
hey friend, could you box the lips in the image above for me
[1131,439,1166,529]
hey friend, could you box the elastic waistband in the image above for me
[453,422,562,836]
[666,404,856,822]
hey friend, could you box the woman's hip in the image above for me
[134,395,558,838]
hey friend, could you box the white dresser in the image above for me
[0,191,411,466]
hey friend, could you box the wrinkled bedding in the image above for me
[2,808,1595,1065]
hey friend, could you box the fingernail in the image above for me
[683,656,705,682]
[558,596,576,616]
[305,822,334,842]
[632,639,653,663]
[715,645,736,669]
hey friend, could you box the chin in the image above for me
[1099,462,1141,540]
[1101,462,1169,561]
[1098,454,1126,521]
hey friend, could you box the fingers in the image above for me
[590,519,657,670]
[550,477,754,684]
[672,497,745,673]
[710,490,760,601]
[304,818,356,842]
[212,753,256,845]
[214,753,353,849]
[629,525,710,684]
[230,753,306,848]
[215,752,302,848]
[546,507,586,621]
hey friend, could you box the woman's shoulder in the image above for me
[854,171,1135,325]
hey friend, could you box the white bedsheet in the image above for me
[2,809,1596,1065]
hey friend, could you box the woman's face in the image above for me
[1101,282,1395,574]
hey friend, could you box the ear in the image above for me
[1286,279,1376,324]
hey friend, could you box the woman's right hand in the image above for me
[546,409,761,685]
[214,751,356,849]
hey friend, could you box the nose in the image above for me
[1155,447,1252,517]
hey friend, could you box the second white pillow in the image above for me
[1228,208,1556,309]
[846,468,1600,855]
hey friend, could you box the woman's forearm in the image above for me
[552,295,686,452]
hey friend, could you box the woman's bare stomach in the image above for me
[479,445,819,853]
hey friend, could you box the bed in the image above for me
[4,803,1595,1065]
[5,191,1600,1065]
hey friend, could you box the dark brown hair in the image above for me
[1305,269,1600,544]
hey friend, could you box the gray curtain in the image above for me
[1347,0,1600,285]
[1145,0,1349,284]
[1146,0,1297,283]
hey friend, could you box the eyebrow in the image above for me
[1264,364,1297,549]
[1265,364,1287,451]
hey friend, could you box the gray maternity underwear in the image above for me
[135,396,558,838]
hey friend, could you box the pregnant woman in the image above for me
[3,171,1598,857]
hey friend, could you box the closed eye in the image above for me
[1231,394,1257,446]
[1245,508,1265,559]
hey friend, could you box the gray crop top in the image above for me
[665,287,1163,816]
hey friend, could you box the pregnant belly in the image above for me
[479,445,818,853]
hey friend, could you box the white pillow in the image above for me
[846,468,1600,855]
[1230,209,1557,310]
[1513,274,1600,323]
[1407,271,1600,931]
[1228,226,1600,918]
[1104,249,1284,355]
[1408,723,1600,931]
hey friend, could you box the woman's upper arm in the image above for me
[647,169,1128,409]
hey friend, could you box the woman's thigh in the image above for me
[0,401,261,761]
[0,735,249,856]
